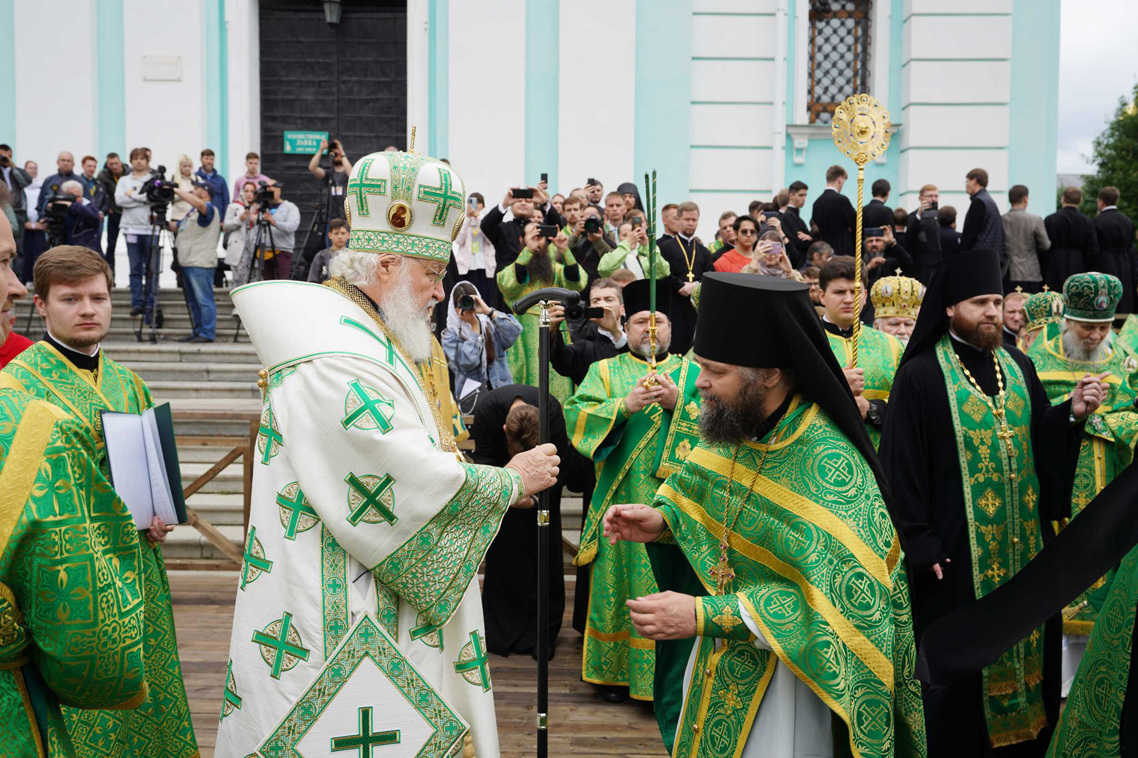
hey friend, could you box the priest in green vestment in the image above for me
[497,221,587,403]
[0,246,199,757]
[1026,272,1138,692]
[603,273,926,758]
[817,257,904,449]
[564,279,702,703]
[880,248,1107,755]
[0,388,152,758]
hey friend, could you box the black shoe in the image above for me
[600,686,629,703]
[189,336,214,343]
[130,307,143,316]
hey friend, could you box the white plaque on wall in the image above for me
[142,55,183,81]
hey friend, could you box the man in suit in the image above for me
[1091,186,1138,315]
[1002,184,1051,293]
[960,167,1003,254]
[811,165,856,257]
[863,178,893,231]
[1044,186,1098,293]
[905,183,943,283]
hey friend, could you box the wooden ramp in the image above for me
[170,571,668,758]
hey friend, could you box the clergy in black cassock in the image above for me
[879,248,1105,757]
[471,385,589,657]
[658,229,713,355]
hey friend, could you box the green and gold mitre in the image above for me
[1023,288,1066,333]
[1063,271,1122,323]
[344,145,466,264]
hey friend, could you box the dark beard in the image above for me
[951,313,1002,351]
[527,250,554,285]
[698,377,770,445]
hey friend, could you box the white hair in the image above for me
[60,179,83,195]
[328,249,386,287]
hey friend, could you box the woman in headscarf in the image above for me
[741,229,802,280]
[441,280,522,402]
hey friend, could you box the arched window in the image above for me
[808,0,873,124]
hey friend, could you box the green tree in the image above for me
[1081,82,1138,220]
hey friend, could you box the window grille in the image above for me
[808,0,872,125]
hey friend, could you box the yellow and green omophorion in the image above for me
[825,325,903,449]
[1028,331,1138,634]
[0,342,199,758]
[654,396,926,758]
[565,351,701,701]
[937,336,1048,747]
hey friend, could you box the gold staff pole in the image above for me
[831,94,891,366]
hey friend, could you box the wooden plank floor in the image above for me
[170,571,669,758]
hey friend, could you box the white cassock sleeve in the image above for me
[272,355,521,629]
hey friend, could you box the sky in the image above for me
[1057,0,1138,174]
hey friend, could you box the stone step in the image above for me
[162,523,244,561]
[175,444,250,464]
[122,361,263,383]
[13,326,252,343]
[103,341,260,365]
[148,380,260,400]
[185,493,247,526]
[179,460,245,494]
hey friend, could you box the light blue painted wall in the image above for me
[524,0,557,188]
[786,137,899,216]
[428,0,449,159]
[204,0,228,174]
[0,0,13,151]
[1009,0,1060,212]
[95,0,126,159]
[636,0,691,214]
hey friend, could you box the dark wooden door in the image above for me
[259,0,406,251]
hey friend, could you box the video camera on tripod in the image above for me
[43,192,74,247]
[252,180,276,206]
[139,165,176,222]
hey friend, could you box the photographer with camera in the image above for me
[452,192,497,304]
[37,152,90,218]
[598,214,670,281]
[307,138,353,222]
[480,185,562,270]
[1,145,31,267]
[53,180,102,252]
[253,181,299,280]
[863,224,913,290]
[115,147,162,317]
[223,181,257,274]
[569,205,615,286]
[171,179,221,342]
[903,183,943,284]
[442,281,522,404]
[547,277,625,386]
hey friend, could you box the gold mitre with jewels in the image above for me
[870,273,924,320]
[343,146,465,265]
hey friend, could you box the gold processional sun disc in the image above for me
[831,94,892,167]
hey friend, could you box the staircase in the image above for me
[11,286,586,570]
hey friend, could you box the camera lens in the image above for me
[458,295,475,311]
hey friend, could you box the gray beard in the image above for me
[378,266,435,362]
[1062,329,1110,363]
[630,332,671,359]
[698,371,772,445]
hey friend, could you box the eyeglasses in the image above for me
[737,228,758,236]
[410,256,448,283]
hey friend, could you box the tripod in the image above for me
[232,215,277,342]
[292,198,328,280]
[136,206,173,344]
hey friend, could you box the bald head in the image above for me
[57,152,74,173]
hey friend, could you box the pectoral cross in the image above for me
[996,423,1015,442]
[710,541,735,593]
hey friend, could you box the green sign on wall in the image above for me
[283,131,329,155]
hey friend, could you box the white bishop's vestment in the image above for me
[216,278,521,758]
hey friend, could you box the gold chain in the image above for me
[676,236,696,282]
[712,421,785,594]
[955,350,1017,450]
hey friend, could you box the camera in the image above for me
[564,302,606,332]
[44,192,73,245]
[140,165,176,207]
[0,154,9,167]
[865,227,885,239]
[512,188,534,200]
[458,294,476,311]
[583,216,603,235]
[254,180,276,206]
[537,224,558,239]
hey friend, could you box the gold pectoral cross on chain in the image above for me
[710,541,736,593]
